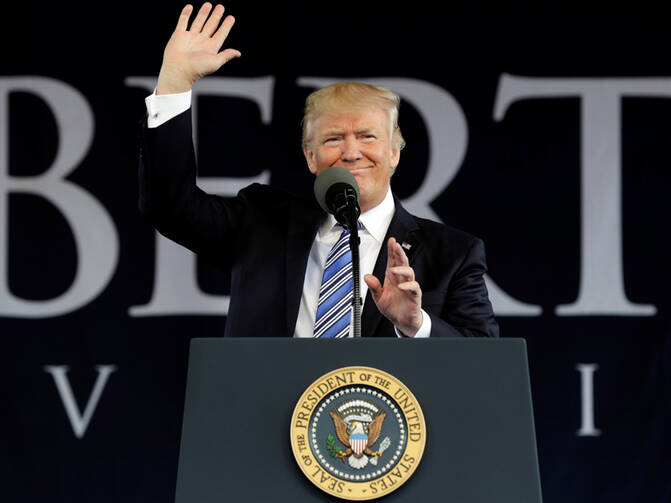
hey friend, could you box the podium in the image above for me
[175,338,542,502]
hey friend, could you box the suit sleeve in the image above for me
[429,238,499,338]
[138,109,247,271]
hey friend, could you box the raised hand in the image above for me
[364,237,424,337]
[156,3,241,95]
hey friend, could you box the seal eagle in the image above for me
[329,410,387,461]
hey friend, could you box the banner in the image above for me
[2,3,669,502]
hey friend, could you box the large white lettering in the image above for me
[495,75,661,315]
[0,77,118,317]
[44,364,117,439]
[7,75,658,318]
[575,363,601,436]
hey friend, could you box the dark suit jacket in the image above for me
[139,109,499,338]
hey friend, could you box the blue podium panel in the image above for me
[175,338,542,502]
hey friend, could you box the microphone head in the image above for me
[313,166,360,214]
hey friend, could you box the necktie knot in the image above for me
[337,221,362,235]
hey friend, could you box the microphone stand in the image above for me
[343,212,362,338]
[331,188,362,338]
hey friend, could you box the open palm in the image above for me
[157,3,241,95]
[364,237,424,337]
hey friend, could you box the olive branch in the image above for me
[326,434,344,459]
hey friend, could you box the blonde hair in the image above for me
[302,82,405,150]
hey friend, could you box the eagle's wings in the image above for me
[330,411,350,446]
[367,412,387,445]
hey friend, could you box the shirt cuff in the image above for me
[394,309,432,338]
[145,89,192,128]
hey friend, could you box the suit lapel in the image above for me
[362,197,423,337]
[285,199,323,337]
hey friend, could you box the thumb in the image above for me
[216,48,242,67]
[364,274,382,300]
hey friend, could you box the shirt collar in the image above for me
[319,187,395,244]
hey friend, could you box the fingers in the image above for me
[202,4,225,36]
[213,13,236,46]
[215,48,242,67]
[175,4,193,31]
[387,237,409,268]
[364,274,382,299]
[384,237,397,274]
[396,281,422,297]
[190,2,213,32]
[394,239,409,266]
[389,266,414,283]
[386,237,397,266]
[186,3,238,56]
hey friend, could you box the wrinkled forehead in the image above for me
[311,106,392,133]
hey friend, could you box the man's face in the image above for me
[303,106,400,213]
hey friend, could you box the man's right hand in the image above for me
[156,3,241,95]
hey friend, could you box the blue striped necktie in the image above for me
[313,225,356,338]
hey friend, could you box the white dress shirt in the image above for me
[145,91,431,338]
[146,89,192,128]
[293,188,430,338]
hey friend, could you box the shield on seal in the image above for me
[350,433,368,456]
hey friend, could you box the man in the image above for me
[141,3,498,338]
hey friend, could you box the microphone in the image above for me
[313,166,360,231]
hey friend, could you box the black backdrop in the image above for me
[2,2,670,502]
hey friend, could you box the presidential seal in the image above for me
[290,366,426,500]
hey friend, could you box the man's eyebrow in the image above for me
[354,126,377,134]
[320,128,345,136]
[319,125,379,137]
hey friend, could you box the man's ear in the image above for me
[390,145,401,172]
[303,143,318,174]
